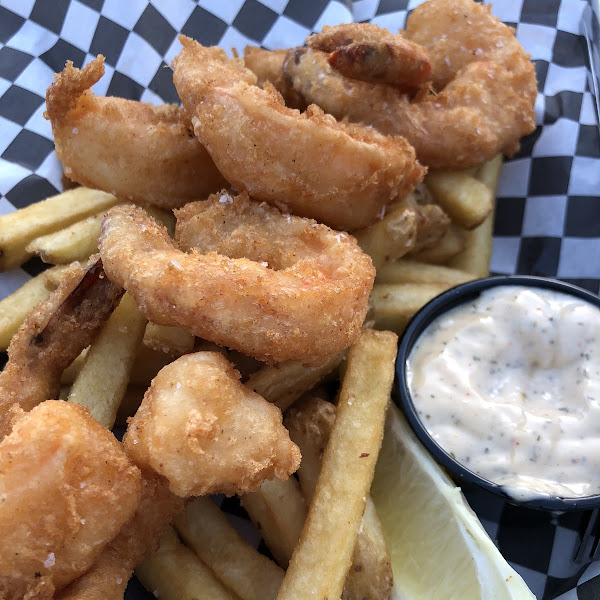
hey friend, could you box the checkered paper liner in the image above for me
[0,0,598,598]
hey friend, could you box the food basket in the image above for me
[0,0,598,598]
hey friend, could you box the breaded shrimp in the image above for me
[0,401,141,600]
[307,23,431,90]
[0,257,123,439]
[244,46,305,109]
[124,352,301,497]
[45,56,227,210]
[172,36,425,231]
[283,0,536,169]
[56,474,183,600]
[100,198,374,365]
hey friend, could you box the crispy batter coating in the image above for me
[172,36,425,231]
[307,24,431,90]
[0,258,123,439]
[0,401,141,599]
[243,46,305,109]
[283,0,536,169]
[45,56,227,210]
[56,474,183,600]
[123,352,301,497]
[100,198,374,365]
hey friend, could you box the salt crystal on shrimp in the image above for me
[43,553,55,568]
[218,193,233,204]
[170,259,183,270]
[72,127,78,134]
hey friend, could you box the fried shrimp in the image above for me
[124,352,301,497]
[0,401,141,600]
[56,474,183,600]
[45,56,227,210]
[0,258,123,439]
[307,24,431,90]
[172,36,425,231]
[100,198,374,365]
[283,0,536,169]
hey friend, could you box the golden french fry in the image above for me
[25,211,108,264]
[410,225,465,264]
[68,293,147,428]
[0,187,119,271]
[425,171,493,230]
[276,329,397,600]
[174,497,284,600]
[240,477,307,568]
[476,153,503,191]
[371,283,450,334]
[245,351,345,411]
[285,396,393,600]
[0,265,67,350]
[447,155,502,278]
[143,322,195,357]
[136,526,241,600]
[376,259,475,286]
[354,197,419,270]
[61,343,176,388]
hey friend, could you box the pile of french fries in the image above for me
[0,154,501,598]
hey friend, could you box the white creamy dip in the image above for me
[407,285,600,500]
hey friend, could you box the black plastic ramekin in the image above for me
[395,275,600,512]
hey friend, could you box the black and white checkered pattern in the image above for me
[0,1,598,598]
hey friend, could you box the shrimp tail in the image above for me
[45,56,105,124]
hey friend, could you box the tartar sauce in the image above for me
[407,285,600,500]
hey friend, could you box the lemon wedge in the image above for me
[371,403,535,600]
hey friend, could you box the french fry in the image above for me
[143,322,195,357]
[61,343,176,388]
[245,350,345,411]
[276,329,397,600]
[0,265,67,350]
[371,283,450,334]
[25,211,108,264]
[354,197,419,269]
[447,154,502,278]
[285,396,393,600]
[376,259,475,286]
[174,496,284,600]
[240,477,307,568]
[425,170,493,230]
[410,225,465,264]
[0,187,119,271]
[136,526,241,600]
[68,293,147,428]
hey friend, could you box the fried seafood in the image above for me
[45,56,227,210]
[56,474,183,600]
[244,46,305,109]
[123,352,301,497]
[172,36,425,231]
[0,401,141,600]
[283,0,536,169]
[307,23,431,90]
[0,258,123,439]
[100,198,374,364]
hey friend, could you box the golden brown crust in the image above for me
[0,401,141,599]
[45,56,227,209]
[123,352,300,497]
[283,0,537,169]
[100,198,375,365]
[172,36,426,231]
